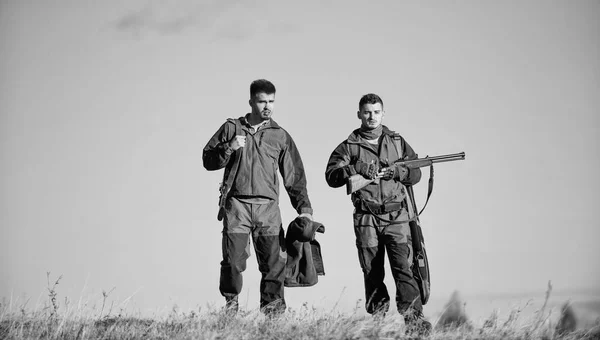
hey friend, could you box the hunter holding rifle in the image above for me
[325,93,432,335]
[203,79,314,316]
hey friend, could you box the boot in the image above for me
[404,310,432,337]
[260,299,286,317]
[224,296,239,315]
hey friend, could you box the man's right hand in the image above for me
[354,161,379,179]
[229,135,246,150]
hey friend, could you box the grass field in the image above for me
[2,305,599,340]
[1,276,599,339]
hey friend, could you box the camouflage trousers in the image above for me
[220,197,287,313]
[353,207,422,315]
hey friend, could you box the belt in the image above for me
[355,201,403,215]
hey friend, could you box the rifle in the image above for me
[346,152,465,195]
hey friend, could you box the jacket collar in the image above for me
[240,114,281,130]
[347,125,394,144]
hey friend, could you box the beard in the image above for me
[260,110,272,119]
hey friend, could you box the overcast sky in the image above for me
[1,0,599,318]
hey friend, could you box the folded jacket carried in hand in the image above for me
[284,216,325,287]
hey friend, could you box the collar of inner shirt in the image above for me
[250,120,269,132]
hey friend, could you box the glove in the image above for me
[382,164,409,181]
[354,161,379,179]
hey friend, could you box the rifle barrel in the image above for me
[402,152,465,167]
[425,152,465,161]
[430,157,463,164]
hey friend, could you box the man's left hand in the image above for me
[381,164,409,181]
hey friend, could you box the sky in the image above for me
[1,0,599,318]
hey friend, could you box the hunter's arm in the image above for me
[202,121,235,171]
[279,131,313,215]
[400,138,422,185]
[325,142,356,188]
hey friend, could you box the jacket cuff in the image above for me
[346,164,357,176]
[299,207,313,215]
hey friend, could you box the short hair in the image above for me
[358,93,384,110]
[250,79,276,97]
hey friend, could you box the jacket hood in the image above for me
[287,217,325,242]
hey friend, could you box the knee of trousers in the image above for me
[221,232,251,272]
[221,259,247,273]
[356,246,385,276]
[221,252,249,273]
[388,244,412,273]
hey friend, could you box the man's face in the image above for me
[357,102,384,129]
[249,92,275,121]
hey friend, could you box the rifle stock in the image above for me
[345,152,465,194]
[346,176,376,195]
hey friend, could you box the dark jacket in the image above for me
[203,116,312,215]
[284,217,325,287]
[325,125,421,208]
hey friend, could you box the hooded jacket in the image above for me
[325,125,421,209]
[284,216,325,287]
[203,116,313,215]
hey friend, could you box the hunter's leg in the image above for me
[383,208,422,314]
[252,200,287,315]
[354,213,389,315]
[219,198,252,311]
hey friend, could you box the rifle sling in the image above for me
[221,119,243,200]
[417,165,434,216]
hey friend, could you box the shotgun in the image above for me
[346,152,465,194]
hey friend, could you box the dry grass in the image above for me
[1,275,599,340]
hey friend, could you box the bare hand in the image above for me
[229,135,246,150]
[298,213,313,221]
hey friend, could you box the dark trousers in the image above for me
[353,207,422,315]
[220,197,286,313]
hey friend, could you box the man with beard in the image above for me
[203,79,313,316]
[325,93,431,335]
